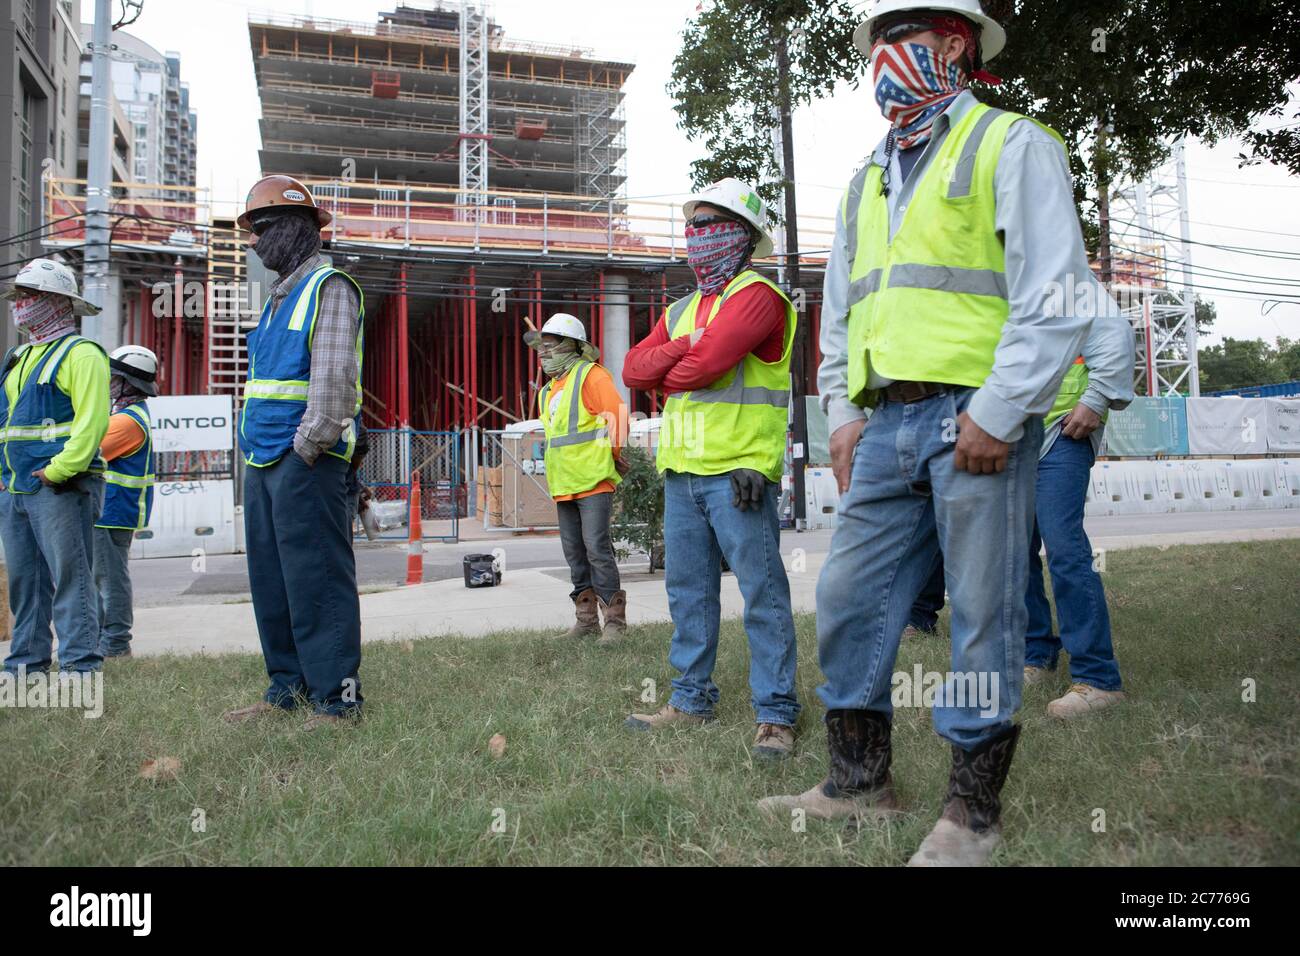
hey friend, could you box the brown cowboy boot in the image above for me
[558,588,600,639]
[595,590,627,647]
[758,709,899,821]
[908,723,1021,866]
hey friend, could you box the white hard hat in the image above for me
[524,313,600,361]
[1,257,101,316]
[109,344,159,397]
[854,0,1006,63]
[682,178,775,259]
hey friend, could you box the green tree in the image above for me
[1198,336,1289,391]
[668,0,864,214]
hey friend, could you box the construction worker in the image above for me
[0,258,110,674]
[525,313,629,645]
[93,345,158,659]
[1023,309,1134,716]
[622,178,800,760]
[759,1,1097,864]
[222,175,365,730]
[903,312,1135,716]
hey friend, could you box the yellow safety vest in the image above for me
[656,269,795,483]
[538,361,621,498]
[844,103,1065,406]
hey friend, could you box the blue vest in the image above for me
[97,403,154,530]
[0,334,107,495]
[239,265,365,467]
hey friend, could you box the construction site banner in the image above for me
[1103,397,1190,457]
[1265,398,1300,452]
[1186,398,1270,456]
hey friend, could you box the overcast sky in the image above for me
[101,0,1300,346]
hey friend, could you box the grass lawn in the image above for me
[1,540,1296,866]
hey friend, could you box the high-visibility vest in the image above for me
[843,103,1066,406]
[96,403,154,531]
[656,269,795,483]
[0,334,107,494]
[1045,356,1105,430]
[239,265,365,467]
[538,361,621,498]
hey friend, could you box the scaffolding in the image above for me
[1109,139,1200,397]
[457,0,489,209]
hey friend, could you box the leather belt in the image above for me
[882,380,950,404]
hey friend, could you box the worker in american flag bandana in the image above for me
[761,0,1122,868]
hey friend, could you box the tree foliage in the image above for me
[668,0,866,213]
[1199,336,1300,391]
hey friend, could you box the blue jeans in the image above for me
[663,471,799,726]
[1,479,105,673]
[907,552,947,632]
[93,526,135,656]
[1025,434,1122,691]
[244,451,362,716]
[815,388,1041,748]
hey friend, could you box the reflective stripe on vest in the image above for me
[539,361,621,497]
[98,403,155,530]
[655,269,795,483]
[843,103,1066,405]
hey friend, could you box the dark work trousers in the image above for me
[555,491,620,604]
[243,450,362,715]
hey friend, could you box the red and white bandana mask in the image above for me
[12,292,76,345]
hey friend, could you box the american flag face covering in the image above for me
[872,40,967,150]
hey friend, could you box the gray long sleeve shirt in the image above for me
[817,90,1097,445]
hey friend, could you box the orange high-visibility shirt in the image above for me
[100,411,147,463]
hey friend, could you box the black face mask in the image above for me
[252,211,321,275]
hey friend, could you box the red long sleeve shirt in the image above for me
[622,282,787,394]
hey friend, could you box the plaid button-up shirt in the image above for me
[263,254,361,465]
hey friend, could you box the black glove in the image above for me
[729,469,768,511]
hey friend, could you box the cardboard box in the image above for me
[499,430,557,528]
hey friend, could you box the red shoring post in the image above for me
[172,261,184,395]
[468,265,478,430]
[398,262,411,428]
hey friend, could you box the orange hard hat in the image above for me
[237,174,332,230]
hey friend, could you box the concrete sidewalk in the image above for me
[127,520,1300,658]
[129,564,821,657]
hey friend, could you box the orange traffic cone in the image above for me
[405,472,423,585]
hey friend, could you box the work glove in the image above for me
[729,468,768,511]
[614,455,631,477]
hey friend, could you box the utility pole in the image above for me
[774,24,808,528]
[83,0,113,343]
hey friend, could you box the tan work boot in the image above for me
[624,704,712,732]
[1046,683,1127,719]
[222,700,279,724]
[758,710,899,821]
[558,588,600,639]
[908,724,1020,867]
[595,590,627,647]
[1023,665,1052,686]
[752,723,796,760]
